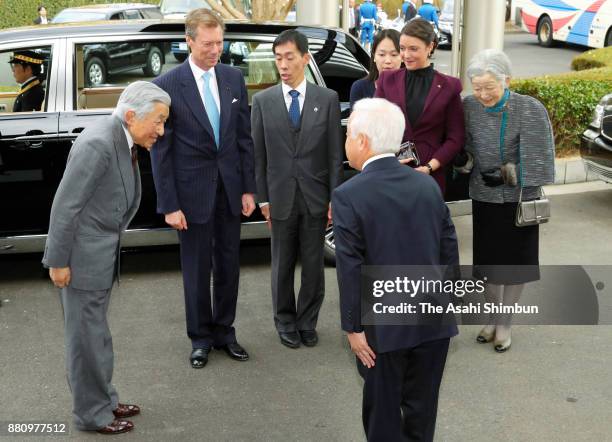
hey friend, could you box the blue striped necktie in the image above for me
[288,89,301,129]
[202,71,220,148]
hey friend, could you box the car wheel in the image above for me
[605,27,612,47]
[323,224,336,266]
[537,16,554,47]
[173,52,187,62]
[85,56,106,86]
[144,47,163,77]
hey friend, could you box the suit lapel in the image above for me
[111,117,133,211]
[420,71,444,121]
[272,84,295,148]
[395,70,414,138]
[216,64,232,150]
[179,62,215,141]
[297,82,320,152]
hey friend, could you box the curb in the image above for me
[554,157,599,184]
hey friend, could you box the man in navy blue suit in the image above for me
[151,8,256,368]
[333,98,459,441]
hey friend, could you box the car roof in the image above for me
[0,20,339,42]
[0,20,369,68]
[57,3,159,13]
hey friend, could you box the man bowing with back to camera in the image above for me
[252,30,343,349]
[333,98,459,441]
[151,9,256,368]
[43,81,170,435]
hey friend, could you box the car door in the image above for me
[0,40,62,252]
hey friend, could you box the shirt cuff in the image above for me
[258,202,269,208]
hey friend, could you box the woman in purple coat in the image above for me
[375,18,464,194]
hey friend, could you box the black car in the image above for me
[0,20,370,261]
[51,3,164,23]
[581,93,612,183]
[51,5,166,86]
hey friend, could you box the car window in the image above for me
[124,10,141,20]
[110,13,122,20]
[51,11,107,23]
[74,39,314,110]
[0,46,52,113]
[141,8,164,19]
[310,39,367,116]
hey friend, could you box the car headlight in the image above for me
[590,94,612,128]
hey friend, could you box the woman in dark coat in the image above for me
[349,29,401,110]
[375,18,464,194]
[464,49,555,353]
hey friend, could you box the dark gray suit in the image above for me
[252,81,342,333]
[42,116,141,430]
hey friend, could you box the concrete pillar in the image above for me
[341,0,350,32]
[459,0,506,90]
[297,0,339,28]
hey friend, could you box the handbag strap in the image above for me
[518,185,545,203]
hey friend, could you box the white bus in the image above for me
[519,0,612,48]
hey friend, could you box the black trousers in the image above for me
[357,338,451,442]
[178,179,241,349]
[270,187,327,332]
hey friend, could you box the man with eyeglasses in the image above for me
[151,8,256,369]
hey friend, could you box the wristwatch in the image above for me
[425,163,433,174]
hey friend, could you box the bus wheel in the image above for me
[537,16,554,47]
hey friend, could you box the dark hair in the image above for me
[401,17,438,57]
[366,29,400,82]
[37,5,45,12]
[273,30,309,55]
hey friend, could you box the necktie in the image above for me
[131,144,138,167]
[202,71,220,148]
[288,89,301,129]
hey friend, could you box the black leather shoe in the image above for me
[216,342,249,361]
[279,331,301,348]
[300,330,318,347]
[190,348,210,369]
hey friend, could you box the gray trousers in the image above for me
[270,188,327,333]
[61,286,118,430]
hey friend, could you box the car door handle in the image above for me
[11,133,58,148]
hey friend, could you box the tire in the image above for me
[323,225,336,266]
[537,16,554,47]
[605,28,612,47]
[143,46,163,77]
[173,52,187,62]
[85,56,106,86]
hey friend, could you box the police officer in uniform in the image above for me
[360,0,378,52]
[9,50,45,112]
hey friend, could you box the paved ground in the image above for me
[435,32,587,79]
[1,182,611,441]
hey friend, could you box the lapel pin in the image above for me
[314,107,319,113]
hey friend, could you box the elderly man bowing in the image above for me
[42,81,170,435]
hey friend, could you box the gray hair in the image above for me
[113,81,171,121]
[466,49,512,84]
[350,98,405,155]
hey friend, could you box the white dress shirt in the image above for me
[281,78,307,113]
[189,55,220,114]
[362,153,396,171]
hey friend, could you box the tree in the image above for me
[207,0,297,21]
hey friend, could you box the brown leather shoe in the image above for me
[113,403,141,418]
[96,419,134,435]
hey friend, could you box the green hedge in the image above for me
[570,46,612,71]
[0,0,157,30]
[512,46,612,157]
